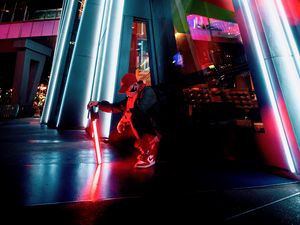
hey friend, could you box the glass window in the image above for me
[175,13,262,125]
[128,20,151,86]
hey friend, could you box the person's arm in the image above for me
[87,99,127,113]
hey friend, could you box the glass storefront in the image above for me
[170,2,265,162]
[128,20,151,86]
[173,8,262,130]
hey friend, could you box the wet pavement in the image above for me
[0,117,300,224]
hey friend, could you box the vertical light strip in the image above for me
[83,0,112,132]
[91,0,109,102]
[275,0,300,75]
[240,0,296,173]
[83,0,124,136]
[42,0,75,123]
[83,0,107,127]
[99,1,115,138]
[57,0,108,128]
[266,0,300,91]
[56,76,68,127]
[259,0,300,102]
[101,0,125,137]
[265,0,300,150]
[94,3,111,135]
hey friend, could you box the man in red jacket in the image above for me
[87,73,161,168]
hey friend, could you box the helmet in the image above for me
[118,73,137,94]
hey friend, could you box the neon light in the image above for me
[83,0,108,128]
[101,0,125,137]
[41,0,76,124]
[82,0,124,135]
[260,0,300,102]
[55,0,124,135]
[258,0,300,150]
[57,0,109,128]
[275,0,300,75]
[259,1,290,55]
[101,1,116,137]
[93,0,113,136]
[92,120,102,164]
[56,58,71,127]
[92,0,109,101]
[240,0,296,173]
[269,0,300,152]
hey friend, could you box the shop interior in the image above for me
[173,14,264,166]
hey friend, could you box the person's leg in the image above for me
[134,134,159,168]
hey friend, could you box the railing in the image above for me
[31,9,62,21]
[0,18,59,39]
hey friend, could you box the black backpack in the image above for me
[149,83,185,134]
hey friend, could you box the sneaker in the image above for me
[134,154,156,168]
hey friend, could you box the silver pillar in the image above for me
[233,0,300,174]
[41,0,78,126]
[56,0,125,134]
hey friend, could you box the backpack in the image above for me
[149,83,185,134]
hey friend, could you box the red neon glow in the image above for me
[281,0,300,26]
[90,165,102,201]
[92,120,102,164]
[276,93,300,163]
[78,164,102,201]
[202,0,235,12]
